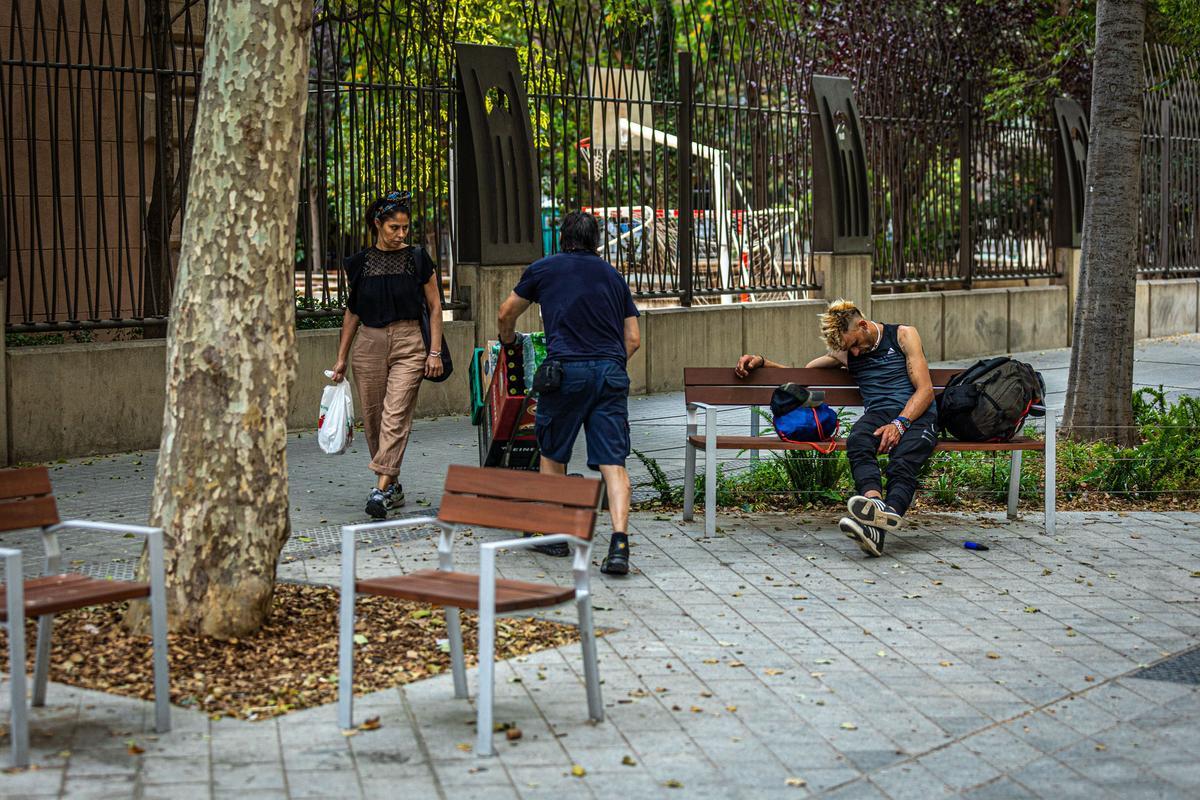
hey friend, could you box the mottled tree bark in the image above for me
[128,0,314,638]
[1062,0,1144,446]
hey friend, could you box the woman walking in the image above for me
[331,190,444,519]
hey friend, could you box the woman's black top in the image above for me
[344,246,436,328]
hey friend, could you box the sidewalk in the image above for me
[2,336,1199,798]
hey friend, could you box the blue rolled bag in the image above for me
[770,383,839,453]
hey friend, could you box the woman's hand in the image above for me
[425,354,444,379]
[330,358,347,383]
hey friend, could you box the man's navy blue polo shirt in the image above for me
[513,251,639,363]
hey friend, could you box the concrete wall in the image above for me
[8,339,168,462]
[872,293,945,360]
[1146,279,1200,338]
[8,322,476,463]
[1008,286,1068,353]
[942,288,1010,360]
[643,305,744,393]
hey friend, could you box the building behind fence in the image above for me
[1,0,1198,331]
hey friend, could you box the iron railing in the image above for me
[2,1,1195,332]
[1140,44,1200,277]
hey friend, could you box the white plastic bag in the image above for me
[318,370,354,455]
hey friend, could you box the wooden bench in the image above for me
[338,465,605,757]
[682,367,1056,538]
[0,467,170,768]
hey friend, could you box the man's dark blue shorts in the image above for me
[535,359,630,469]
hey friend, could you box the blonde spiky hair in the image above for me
[819,299,863,351]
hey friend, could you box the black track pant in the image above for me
[845,407,939,517]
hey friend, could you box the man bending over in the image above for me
[734,299,938,557]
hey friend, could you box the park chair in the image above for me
[0,467,170,768]
[338,465,604,756]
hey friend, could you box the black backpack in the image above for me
[937,357,1046,442]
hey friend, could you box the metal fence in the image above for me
[1140,44,1200,277]
[1,1,1194,332]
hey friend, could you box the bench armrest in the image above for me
[340,516,454,583]
[43,520,165,577]
[479,535,594,598]
[48,519,161,538]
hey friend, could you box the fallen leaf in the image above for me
[665,779,684,788]
[726,705,738,712]
[764,668,785,676]
[729,660,745,668]
[571,764,587,777]
[353,634,368,645]
[456,743,472,752]
[358,716,381,731]
[987,652,1001,660]
[840,722,858,730]
[1095,743,1107,751]
[1024,607,1040,614]
[690,706,703,713]
[622,755,637,766]
[126,742,144,755]
[702,658,718,665]
[506,727,523,741]
[939,661,953,667]
[786,777,807,787]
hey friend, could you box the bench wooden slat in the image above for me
[687,435,1045,452]
[357,569,575,612]
[683,367,964,391]
[0,467,53,500]
[0,495,61,533]
[444,465,601,509]
[438,494,597,539]
[0,574,151,620]
[686,386,865,406]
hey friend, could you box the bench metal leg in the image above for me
[682,407,697,521]
[475,550,497,757]
[337,532,357,730]
[445,606,468,699]
[576,593,604,722]
[31,615,53,707]
[147,531,171,733]
[1045,409,1057,537]
[1006,451,1023,521]
[704,409,717,537]
[3,549,29,768]
[749,406,760,463]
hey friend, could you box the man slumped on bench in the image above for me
[734,299,938,557]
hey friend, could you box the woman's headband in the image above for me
[374,190,412,221]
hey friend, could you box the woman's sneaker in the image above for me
[365,488,388,520]
[839,517,885,557]
[384,483,405,510]
[847,495,903,531]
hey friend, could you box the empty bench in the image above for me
[682,367,1056,538]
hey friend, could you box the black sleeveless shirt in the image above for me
[344,246,435,328]
[847,323,931,417]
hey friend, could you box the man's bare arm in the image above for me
[805,352,847,369]
[624,316,641,361]
[897,326,935,421]
[497,291,532,344]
